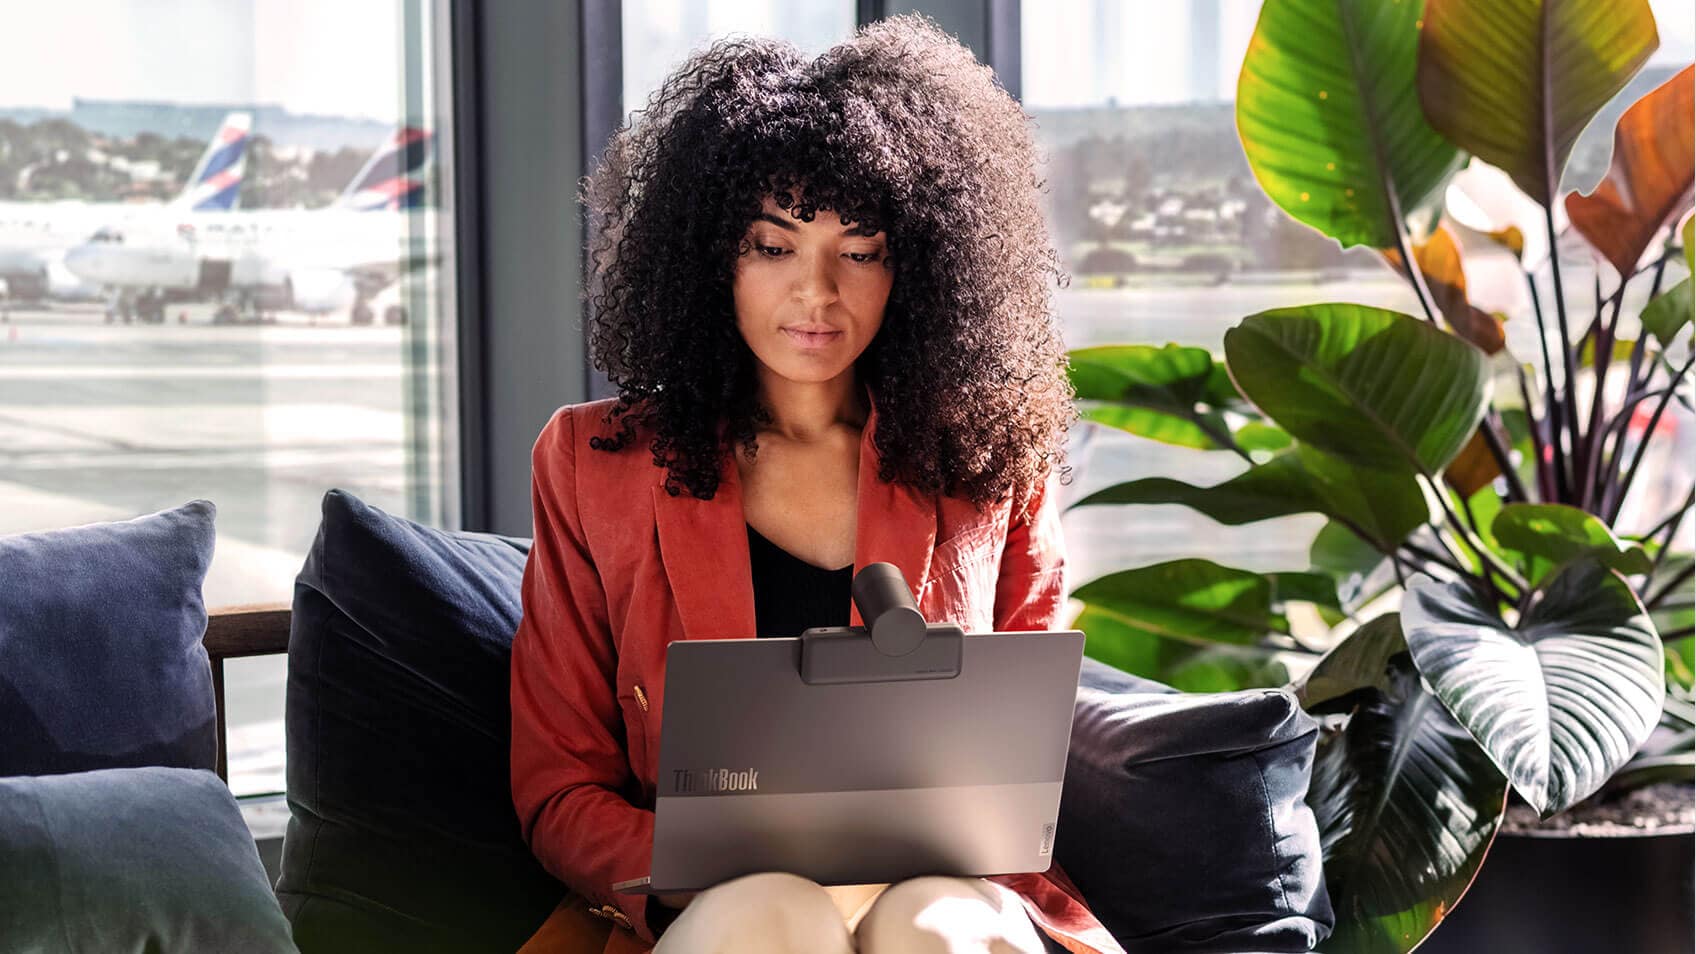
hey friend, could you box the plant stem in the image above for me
[1591,381,1679,512]
[1420,471,1528,596]
[1524,269,1571,501]
[1403,537,1508,606]
[1646,562,1695,609]
[1646,486,1695,577]
[1578,284,1628,511]
[1543,206,1583,502]
[1385,189,1440,326]
[1400,538,1471,578]
[1605,351,1695,524]
[1388,548,1410,589]
[1626,253,1673,396]
[1480,411,1530,503]
[1516,362,1554,502]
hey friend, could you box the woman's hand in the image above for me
[654,890,700,910]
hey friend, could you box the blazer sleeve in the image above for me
[510,406,660,942]
[992,470,1069,633]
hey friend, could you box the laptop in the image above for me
[612,611,1085,895]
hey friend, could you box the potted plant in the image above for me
[1062,1,1693,951]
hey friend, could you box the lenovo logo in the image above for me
[673,768,760,793]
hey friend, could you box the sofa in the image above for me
[0,492,1334,953]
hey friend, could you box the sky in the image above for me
[0,1,1690,120]
[0,0,408,122]
[1021,0,1696,109]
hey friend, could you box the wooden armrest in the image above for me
[205,602,292,659]
[204,602,292,783]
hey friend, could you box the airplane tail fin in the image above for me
[173,111,252,211]
[333,126,433,211]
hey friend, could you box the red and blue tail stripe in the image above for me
[337,127,434,211]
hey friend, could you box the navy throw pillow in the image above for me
[278,489,563,953]
[0,500,217,776]
[0,766,297,953]
[1055,657,1335,952]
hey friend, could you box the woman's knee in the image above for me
[652,872,853,954]
[855,877,1048,954]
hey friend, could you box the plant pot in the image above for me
[1415,786,1693,954]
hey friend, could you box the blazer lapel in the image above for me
[651,426,756,641]
[651,387,939,640]
[848,391,937,627]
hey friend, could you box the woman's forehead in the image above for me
[755,193,880,234]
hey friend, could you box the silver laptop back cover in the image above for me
[645,630,1084,891]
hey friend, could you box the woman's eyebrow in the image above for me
[754,211,871,235]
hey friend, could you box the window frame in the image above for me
[461,0,1022,536]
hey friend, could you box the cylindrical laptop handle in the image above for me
[851,562,927,657]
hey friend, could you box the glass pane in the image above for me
[1022,0,1696,593]
[0,0,461,797]
[622,0,857,120]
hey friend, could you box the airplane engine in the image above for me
[47,257,102,301]
[288,267,357,315]
[0,264,49,300]
[229,251,290,290]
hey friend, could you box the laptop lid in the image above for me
[619,629,1084,893]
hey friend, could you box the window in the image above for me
[622,1,857,120]
[1023,0,1696,589]
[0,0,461,797]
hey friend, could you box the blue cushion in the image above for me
[0,500,217,776]
[277,489,563,952]
[1055,657,1335,952]
[0,766,297,953]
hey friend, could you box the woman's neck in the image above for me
[755,374,869,444]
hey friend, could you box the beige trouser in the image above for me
[650,872,1051,954]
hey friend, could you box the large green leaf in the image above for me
[1269,570,1345,614]
[1402,558,1665,815]
[1293,613,1407,710]
[1491,502,1653,584]
[1224,303,1491,474]
[1309,635,1508,954]
[1417,0,1660,205]
[1237,0,1464,249]
[1310,519,1391,613]
[1072,444,1429,550]
[1075,605,1289,693]
[1069,344,1246,450]
[1641,276,1693,347]
[1164,645,1293,693]
[1073,559,1287,648]
[1649,554,1694,643]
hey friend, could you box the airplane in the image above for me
[64,125,437,326]
[0,112,251,310]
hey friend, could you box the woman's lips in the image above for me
[782,327,842,349]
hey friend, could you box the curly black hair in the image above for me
[579,13,1076,515]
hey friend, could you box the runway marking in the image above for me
[0,364,413,380]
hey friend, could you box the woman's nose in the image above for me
[793,253,840,306]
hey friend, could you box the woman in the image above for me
[511,14,1119,954]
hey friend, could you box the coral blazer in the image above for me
[510,391,1124,954]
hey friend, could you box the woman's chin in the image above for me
[757,352,857,384]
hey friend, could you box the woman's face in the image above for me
[732,194,893,386]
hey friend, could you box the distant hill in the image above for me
[1027,62,1685,198]
[0,99,395,153]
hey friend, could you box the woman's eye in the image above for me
[755,244,787,258]
[846,251,883,264]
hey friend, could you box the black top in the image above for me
[746,523,853,637]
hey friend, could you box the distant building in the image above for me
[0,99,394,154]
